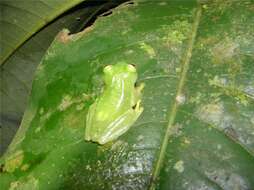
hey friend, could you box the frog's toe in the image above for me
[139,83,145,91]
[134,101,143,115]
[98,134,112,145]
[134,100,142,109]
[138,106,144,114]
[136,83,145,93]
[98,139,106,145]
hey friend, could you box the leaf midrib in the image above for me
[148,4,202,190]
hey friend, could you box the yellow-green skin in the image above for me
[85,62,144,144]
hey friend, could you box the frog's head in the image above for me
[103,62,137,85]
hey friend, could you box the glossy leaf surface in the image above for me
[1,0,254,189]
[0,0,84,64]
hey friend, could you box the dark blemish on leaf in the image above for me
[0,164,4,173]
[126,1,134,5]
[124,1,135,5]
[120,0,136,8]
[224,126,238,140]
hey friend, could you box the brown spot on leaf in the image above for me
[57,29,71,43]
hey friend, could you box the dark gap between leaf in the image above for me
[69,0,131,34]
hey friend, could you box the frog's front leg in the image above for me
[98,106,143,144]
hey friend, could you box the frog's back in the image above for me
[95,84,133,121]
[85,63,142,143]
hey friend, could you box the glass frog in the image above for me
[85,62,144,144]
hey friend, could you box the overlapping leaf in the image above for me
[0,0,119,155]
[0,0,85,64]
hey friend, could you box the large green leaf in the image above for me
[0,0,85,64]
[0,0,126,155]
[1,0,254,189]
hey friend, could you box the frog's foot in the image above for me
[137,83,145,92]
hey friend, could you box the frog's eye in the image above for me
[103,65,112,73]
[127,64,136,72]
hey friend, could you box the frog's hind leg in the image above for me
[98,109,141,144]
[85,102,97,141]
